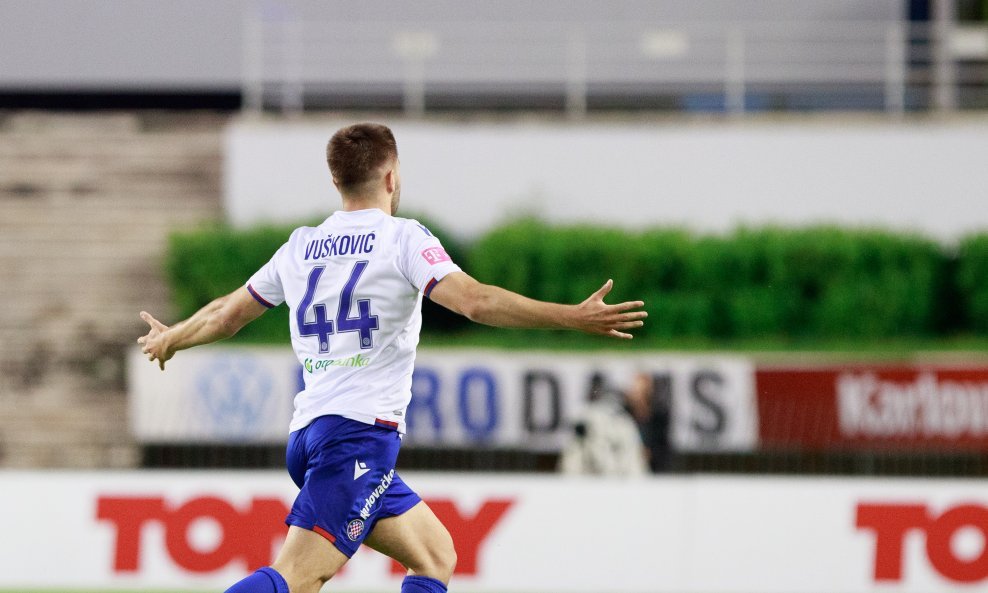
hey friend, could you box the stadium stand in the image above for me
[0,112,225,467]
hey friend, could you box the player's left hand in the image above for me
[137,311,173,370]
[573,279,647,339]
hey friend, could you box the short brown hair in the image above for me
[326,123,398,193]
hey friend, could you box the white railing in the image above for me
[242,13,988,116]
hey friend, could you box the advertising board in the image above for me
[129,348,757,452]
[2,471,987,592]
[756,366,988,450]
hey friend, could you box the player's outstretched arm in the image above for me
[428,272,646,339]
[137,286,268,370]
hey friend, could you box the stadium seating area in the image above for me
[0,112,225,467]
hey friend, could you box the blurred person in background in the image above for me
[559,373,648,476]
[137,122,647,593]
[625,372,673,473]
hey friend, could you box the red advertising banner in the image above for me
[756,366,988,450]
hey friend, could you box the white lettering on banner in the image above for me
[856,502,988,584]
[839,373,988,438]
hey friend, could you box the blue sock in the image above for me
[401,575,448,593]
[225,567,289,593]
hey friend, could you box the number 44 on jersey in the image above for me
[297,261,380,354]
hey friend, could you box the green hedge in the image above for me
[165,217,987,343]
[468,221,949,339]
[957,233,988,332]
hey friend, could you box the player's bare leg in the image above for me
[364,501,457,585]
[270,526,350,593]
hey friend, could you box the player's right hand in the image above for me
[137,311,173,370]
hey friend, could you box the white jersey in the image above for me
[246,208,461,434]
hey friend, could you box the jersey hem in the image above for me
[290,411,406,435]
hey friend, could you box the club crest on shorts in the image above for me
[346,518,365,541]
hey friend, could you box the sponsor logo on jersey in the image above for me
[345,518,365,541]
[359,469,395,520]
[303,354,372,373]
[353,460,371,480]
[304,233,376,260]
[421,246,452,265]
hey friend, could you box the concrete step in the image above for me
[0,113,225,468]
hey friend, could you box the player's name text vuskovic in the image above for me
[304,233,376,260]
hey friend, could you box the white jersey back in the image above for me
[246,208,461,433]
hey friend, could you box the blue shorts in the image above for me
[285,415,421,557]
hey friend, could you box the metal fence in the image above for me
[242,14,988,115]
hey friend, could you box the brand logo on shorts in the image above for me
[346,518,364,541]
[353,460,371,480]
[359,468,395,520]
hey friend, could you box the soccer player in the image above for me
[137,123,647,593]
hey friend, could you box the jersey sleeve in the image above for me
[246,243,288,309]
[399,221,462,298]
